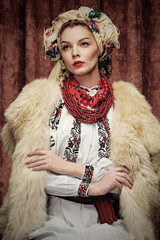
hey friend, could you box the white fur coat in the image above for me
[0,78,160,240]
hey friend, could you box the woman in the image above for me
[0,6,159,240]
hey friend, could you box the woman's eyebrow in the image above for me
[61,37,90,44]
[61,40,70,44]
[79,37,90,41]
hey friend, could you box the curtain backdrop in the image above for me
[0,0,160,206]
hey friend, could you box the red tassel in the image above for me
[94,196,117,224]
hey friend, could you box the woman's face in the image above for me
[60,25,100,79]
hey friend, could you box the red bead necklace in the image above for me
[68,75,110,110]
[61,71,114,135]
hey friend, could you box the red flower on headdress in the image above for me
[49,45,53,50]
[46,29,51,38]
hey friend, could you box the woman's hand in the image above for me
[88,166,133,196]
[26,149,84,178]
[26,149,66,173]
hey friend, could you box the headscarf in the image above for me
[44,6,120,84]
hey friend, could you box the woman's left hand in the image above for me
[26,149,67,174]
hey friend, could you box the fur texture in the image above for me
[0,79,160,240]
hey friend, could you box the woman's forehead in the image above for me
[60,25,95,42]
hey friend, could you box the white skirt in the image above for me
[29,197,134,240]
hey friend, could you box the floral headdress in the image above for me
[44,6,120,83]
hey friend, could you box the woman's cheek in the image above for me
[62,53,70,67]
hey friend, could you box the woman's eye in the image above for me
[62,45,70,51]
[81,42,89,47]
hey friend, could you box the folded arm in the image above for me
[26,149,133,196]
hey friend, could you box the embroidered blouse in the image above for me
[45,86,114,197]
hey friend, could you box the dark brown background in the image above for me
[0,0,160,206]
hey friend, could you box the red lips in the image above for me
[73,61,84,67]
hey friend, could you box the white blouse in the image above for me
[29,87,133,240]
[45,100,114,197]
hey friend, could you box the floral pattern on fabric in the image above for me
[78,181,90,197]
[78,164,94,197]
[46,40,60,59]
[49,99,64,131]
[83,19,99,33]
[63,119,81,163]
[88,9,101,19]
[49,99,64,148]
[82,165,94,182]
[98,117,110,160]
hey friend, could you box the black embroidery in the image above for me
[63,119,81,162]
[98,116,110,160]
[49,99,64,148]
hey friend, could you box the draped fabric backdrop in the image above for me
[0,0,160,206]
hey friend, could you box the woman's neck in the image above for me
[73,70,100,88]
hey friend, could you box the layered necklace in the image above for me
[61,71,114,135]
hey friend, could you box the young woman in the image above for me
[0,6,159,240]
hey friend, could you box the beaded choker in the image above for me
[61,71,114,135]
[68,76,110,110]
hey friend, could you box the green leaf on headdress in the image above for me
[89,10,101,19]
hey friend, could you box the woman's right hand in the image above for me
[88,166,133,196]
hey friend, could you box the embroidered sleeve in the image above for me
[78,181,91,197]
[78,164,94,197]
[82,164,94,182]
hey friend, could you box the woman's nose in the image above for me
[72,46,80,57]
